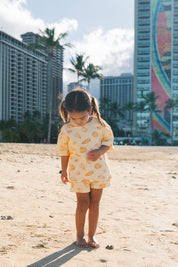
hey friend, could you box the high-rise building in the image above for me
[0,31,63,124]
[134,0,178,143]
[21,32,41,45]
[21,32,63,120]
[100,73,134,133]
[0,31,48,124]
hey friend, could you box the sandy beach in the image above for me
[0,143,178,267]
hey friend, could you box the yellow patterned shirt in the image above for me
[57,117,114,183]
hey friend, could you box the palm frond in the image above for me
[67,68,76,73]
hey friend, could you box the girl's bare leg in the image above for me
[75,192,90,248]
[88,188,103,248]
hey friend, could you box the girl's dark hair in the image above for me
[60,88,105,126]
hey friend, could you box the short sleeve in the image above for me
[56,127,70,156]
[101,124,114,151]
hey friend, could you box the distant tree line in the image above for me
[0,111,62,143]
[0,93,177,145]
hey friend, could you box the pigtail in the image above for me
[59,100,69,123]
[91,96,106,127]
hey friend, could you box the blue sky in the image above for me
[0,0,134,96]
[26,0,134,38]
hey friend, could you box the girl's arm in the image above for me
[87,145,110,161]
[61,156,69,184]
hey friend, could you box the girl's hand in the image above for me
[61,171,69,184]
[87,145,110,161]
[87,149,101,161]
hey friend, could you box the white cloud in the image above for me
[48,18,78,37]
[0,0,44,38]
[0,0,78,39]
[63,27,134,92]
[72,28,134,76]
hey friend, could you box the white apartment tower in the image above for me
[0,31,63,124]
[0,31,47,124]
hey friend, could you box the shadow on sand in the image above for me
[27,242,92,267]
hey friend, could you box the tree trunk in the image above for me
[47,57,52,144]
[47,89,53,144]
[88,81,90,91]
[149,109,153,145]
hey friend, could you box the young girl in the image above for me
[57,89,114,249]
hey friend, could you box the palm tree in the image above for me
[123,101,136,112]
[0,119,19,142]
[122,101,137,135]
[19,119,42,143]
[39,28,72,54]
[99,98,124,136]
[110,102,125,120]
[80,63,104,91]
[165,98,175,110]
[32,110,41,123]
[152,129,170,146]
[99,97,110,117]
[68,53,89,83]
[165,97,178,109]
[33,28,72,143]
[165,97,178,143]
[134,100,149,139]
[142,92,161,144]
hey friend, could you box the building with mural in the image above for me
[134,0,178,143]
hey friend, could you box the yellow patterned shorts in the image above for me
[69,177,111,193]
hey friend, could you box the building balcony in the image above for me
[138,15,150,19]
[138,37,150,41]
[137,65,150,69]
[173,123,178,128]
[137,55,150,60]
[138,18,150,23]
[138,44,150,48]
[137,79,150,84]
[138,6,150,11]
[138,0,149,3]
[11,94,16,98]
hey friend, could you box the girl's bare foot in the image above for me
[88,236,100,248]
[76,236,88,248]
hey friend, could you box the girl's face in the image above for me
[69,110,91,126]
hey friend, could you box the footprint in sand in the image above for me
[0,247,7,254]
[6,186,15,189]
[32,243,45,249]
[172,223,178,227]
